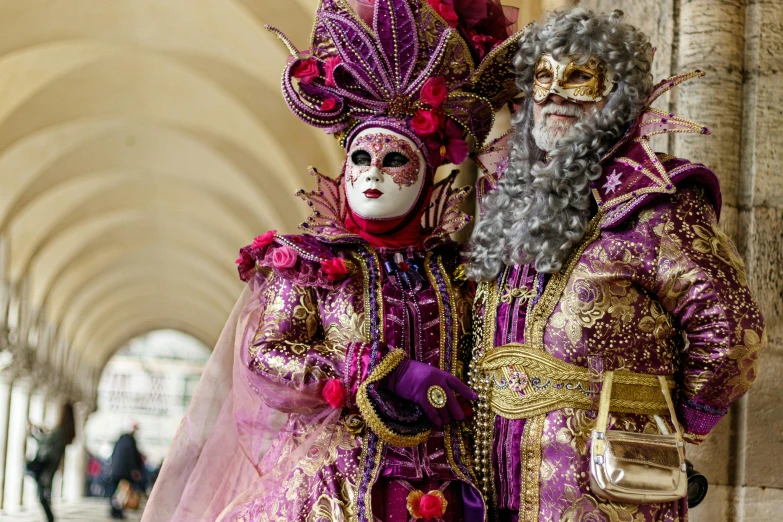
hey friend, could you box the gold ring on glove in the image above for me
[427,385,448,409]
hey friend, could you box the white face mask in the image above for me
[344,128,426,220]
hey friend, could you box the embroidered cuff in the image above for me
[678,399,728,444]
[356,349,431,447]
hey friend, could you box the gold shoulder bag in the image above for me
[589,371,687,504]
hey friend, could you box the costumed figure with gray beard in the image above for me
[466,9,766,522]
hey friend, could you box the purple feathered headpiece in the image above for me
[267,0,522,168]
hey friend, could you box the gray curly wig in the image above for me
[468,9,653,280]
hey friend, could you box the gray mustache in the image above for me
[541,103,585,118]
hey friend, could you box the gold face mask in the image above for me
[532,54,614,104]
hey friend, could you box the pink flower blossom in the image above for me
[320,97,337,111]
[324,55,342,87]
[251,230,277,250]
[270,246,298,269]
[321,258,350,281]
[419,76,448,108]
[427,0,459,27]
[322,379,346,408]
[411,109,442,137]
[292,58,320,85]
[419,491,446,518]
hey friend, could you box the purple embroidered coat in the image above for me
[232,171,485,522]
[471,99,766,521]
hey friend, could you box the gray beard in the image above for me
[531,116,580,152]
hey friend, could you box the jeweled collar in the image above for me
[297,167,472,251]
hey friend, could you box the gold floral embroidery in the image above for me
[692,222,748,286]
[561,485,638,522]
[305,493,351,522]
[553,249,643,345]
[638,301,675,342]
[285,469,309,502]
[551,266,610,345]
[556,408,597,456]
[724,328,766,400]
[656,238,702,311]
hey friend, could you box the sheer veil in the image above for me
[143,277,341,521]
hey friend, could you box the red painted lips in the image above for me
[363,189,383,199]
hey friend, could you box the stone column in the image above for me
[22,388,47,508]
[2,379,31,513]
[61,403,87,501]
[671,0,745,240]
[0,234,8,350]
[731,0,783,520]
[0,377,12,510]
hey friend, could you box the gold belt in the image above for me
[478,343,674,419]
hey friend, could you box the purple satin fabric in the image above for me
[371,478,465,522]
[485,169,765,520]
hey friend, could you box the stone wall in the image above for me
[574,1,783,521]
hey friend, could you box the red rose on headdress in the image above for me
[322,379,347,408]
[292,58,320,85]
[324,55,342,87]
[271,246,298,268]
[427,0,459,28]
[411,109,442,137]
[251,230,277,250]
[320,258,350,281]
[320,97,337,111]
[420,76,448,108]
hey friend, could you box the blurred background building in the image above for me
[0,0,779,520]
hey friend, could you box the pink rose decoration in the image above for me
[427,0,459,27]
[324,55,342,87]
[322,379,347,409]
[235,255,243,265]
[292,58,320,85]
[321,258,350,281]
[251,230,277,250]
[419,76,448,108]
[419,491,446,518]
[320,97,337,111]
[411,109,442,137]
[270,246,298,269]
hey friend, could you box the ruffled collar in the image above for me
[297,167,472,251]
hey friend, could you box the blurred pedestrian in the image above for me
[26,403,76,522]
[108,421,144,519]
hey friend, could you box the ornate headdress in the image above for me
[267,0,521,169]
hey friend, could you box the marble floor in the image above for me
[0,498,143,521]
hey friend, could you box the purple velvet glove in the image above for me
[384,359,477,426]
